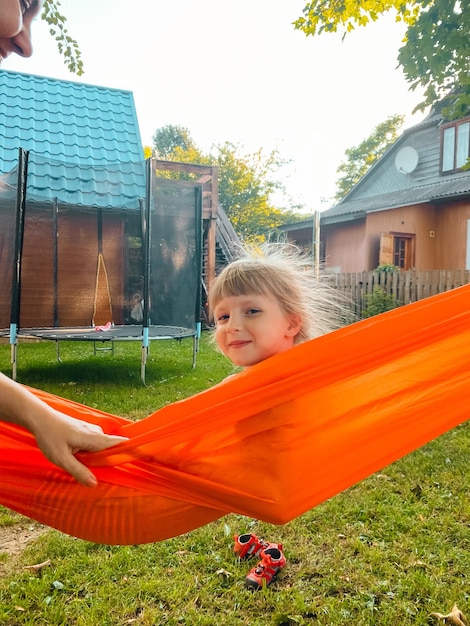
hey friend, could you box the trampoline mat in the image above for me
[16,325,196,342]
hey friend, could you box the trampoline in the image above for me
[0,150,203,383]
[17,325,198,381]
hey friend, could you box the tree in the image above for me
[152,125,197,159]
[151,124,212,183]
[151,127,304,242]
[215,142,299,242]
[294,0,470,119]
[42,0,83,75]
[334,114,404,200]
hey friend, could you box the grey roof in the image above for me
[321,175,470,224]
[319,106,470,225]
[277,218,314,232]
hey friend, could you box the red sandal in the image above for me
[245,547,287,590]
[233,533,282,560]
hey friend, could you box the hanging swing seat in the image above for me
[0,284,468,545]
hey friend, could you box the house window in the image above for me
[393,236,412,269]
[379,232,415,270]
[441,118,470,173]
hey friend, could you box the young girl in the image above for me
[208,243,347,590]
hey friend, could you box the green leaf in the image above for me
[41,0,85,75]
[296,0,470,116]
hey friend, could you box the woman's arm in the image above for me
[0,373,127,487]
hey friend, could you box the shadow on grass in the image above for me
[16,360,145,386]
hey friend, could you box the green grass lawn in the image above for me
[0,333,468,625]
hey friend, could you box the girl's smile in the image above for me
[214,293,301,367]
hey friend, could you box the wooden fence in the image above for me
[330,269,470,317]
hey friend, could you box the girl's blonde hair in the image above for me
[208,243,349,344]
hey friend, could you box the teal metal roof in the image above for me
[0,70,145,210]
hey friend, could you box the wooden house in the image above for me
[280,104,470,273]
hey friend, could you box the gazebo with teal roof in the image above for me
[0,70,203,382]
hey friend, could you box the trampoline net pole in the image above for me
[10,343,17,381]
[140,159,152,385]
[9,148,29,380]
[10,148,29,336]
[52,197,59,327]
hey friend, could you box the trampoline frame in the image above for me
[11,325,199,385]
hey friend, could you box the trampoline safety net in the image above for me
[146,170,202,331]
[0,151,203,381]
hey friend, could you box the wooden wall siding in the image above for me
[331,269,470,316]
[20,212,55,328]
[344,122,441,202]
[96,217,125,326]
[56,214,124,327]
[0,211,18,328]
[19,211,125,328]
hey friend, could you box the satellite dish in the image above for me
[395,146,419,174]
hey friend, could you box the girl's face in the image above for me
[0,0,42,62]
[213,292,301,368]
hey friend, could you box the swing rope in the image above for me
[92,252,114,327]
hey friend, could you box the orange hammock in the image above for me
[0,285,469,545]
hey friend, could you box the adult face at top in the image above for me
[0,0,42,62]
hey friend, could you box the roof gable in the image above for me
[321,109,470,224]
[0,70,145,209]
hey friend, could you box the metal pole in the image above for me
[53,197,59,327]
[312,210,321,279]
[10,148,29,380]
[141,158,152,384]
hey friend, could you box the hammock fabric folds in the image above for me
[0,285,469,545]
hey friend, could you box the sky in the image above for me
[4,0,427,213]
